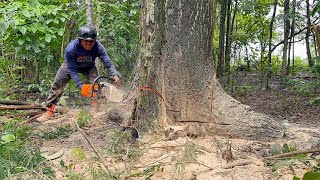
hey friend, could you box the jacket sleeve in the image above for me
[96,42,118,76]
[65,48,83,88]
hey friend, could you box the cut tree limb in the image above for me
[0,104,69,114]
[264,148,320,160]
[0,105,45,110]
[19,114,43,125]
[0,99,33,105]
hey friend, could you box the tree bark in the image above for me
[135,0,283,140]
[281,0,290,76]
[306,0,314,66]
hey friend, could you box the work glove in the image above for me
[81,84,99,97]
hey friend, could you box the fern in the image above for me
[0,140,46,179]
[0,120,53,179]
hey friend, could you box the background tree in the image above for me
[217,0,227,78]
[281,0,290,76]
[306,0,314,67]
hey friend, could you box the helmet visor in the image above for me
[81,33,97,40]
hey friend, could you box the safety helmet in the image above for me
[77,25,97,40]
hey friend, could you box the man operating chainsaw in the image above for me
[37,25,120,122]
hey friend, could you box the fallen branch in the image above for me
[19,114,42,125]
[0,105,45,110]
[0,99,32,105]
[74,119,115,179]
[134,152,178,169]
[147,145,184,150]
[221,160,252,169]
[264,148,320,160]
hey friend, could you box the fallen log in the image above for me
[0,105,46,110]
[0,100,32,105]
[0,105,69,114]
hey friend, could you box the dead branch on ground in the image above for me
[221,160,252,169]
[264,148,320,160]
[74,119,115,179]
[19,114,43,125]
[0,105,45,110]
[0,99,33,105]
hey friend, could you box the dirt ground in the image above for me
[37,110,319,180]
[34,76,320,180]
[220,72,320,127]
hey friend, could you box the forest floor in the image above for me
[35,116,319,180]
[220,71,320,127]
[6,71,320,180]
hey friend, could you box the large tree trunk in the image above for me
[135,0,283,140]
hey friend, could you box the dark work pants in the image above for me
[45,62,98,107]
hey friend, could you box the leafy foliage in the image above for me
[77,110,93,128]
[96,0,140,80]
[0,120,54,179]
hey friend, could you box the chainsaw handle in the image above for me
[89,76,113,97]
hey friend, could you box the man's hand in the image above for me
[111,75,121,87]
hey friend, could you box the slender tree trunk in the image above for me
[135,0,283,140]
[287,0,296,74]
[268,0,277,66]
[281,0,290,76]
[246,45,249,71]
[225,0,238,85]
[225,0,232,76]
[306,0,314,66]
[217,0,227,78]
[86,0,94,26]
[292,35,295,67]
[212,0,218,69]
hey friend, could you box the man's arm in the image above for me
[65,49,83,88]
[96,41,118,77]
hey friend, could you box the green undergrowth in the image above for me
[0,119,55,179]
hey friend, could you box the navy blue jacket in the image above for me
[64,39,118,88]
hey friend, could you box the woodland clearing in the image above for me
[2,72,318,180]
